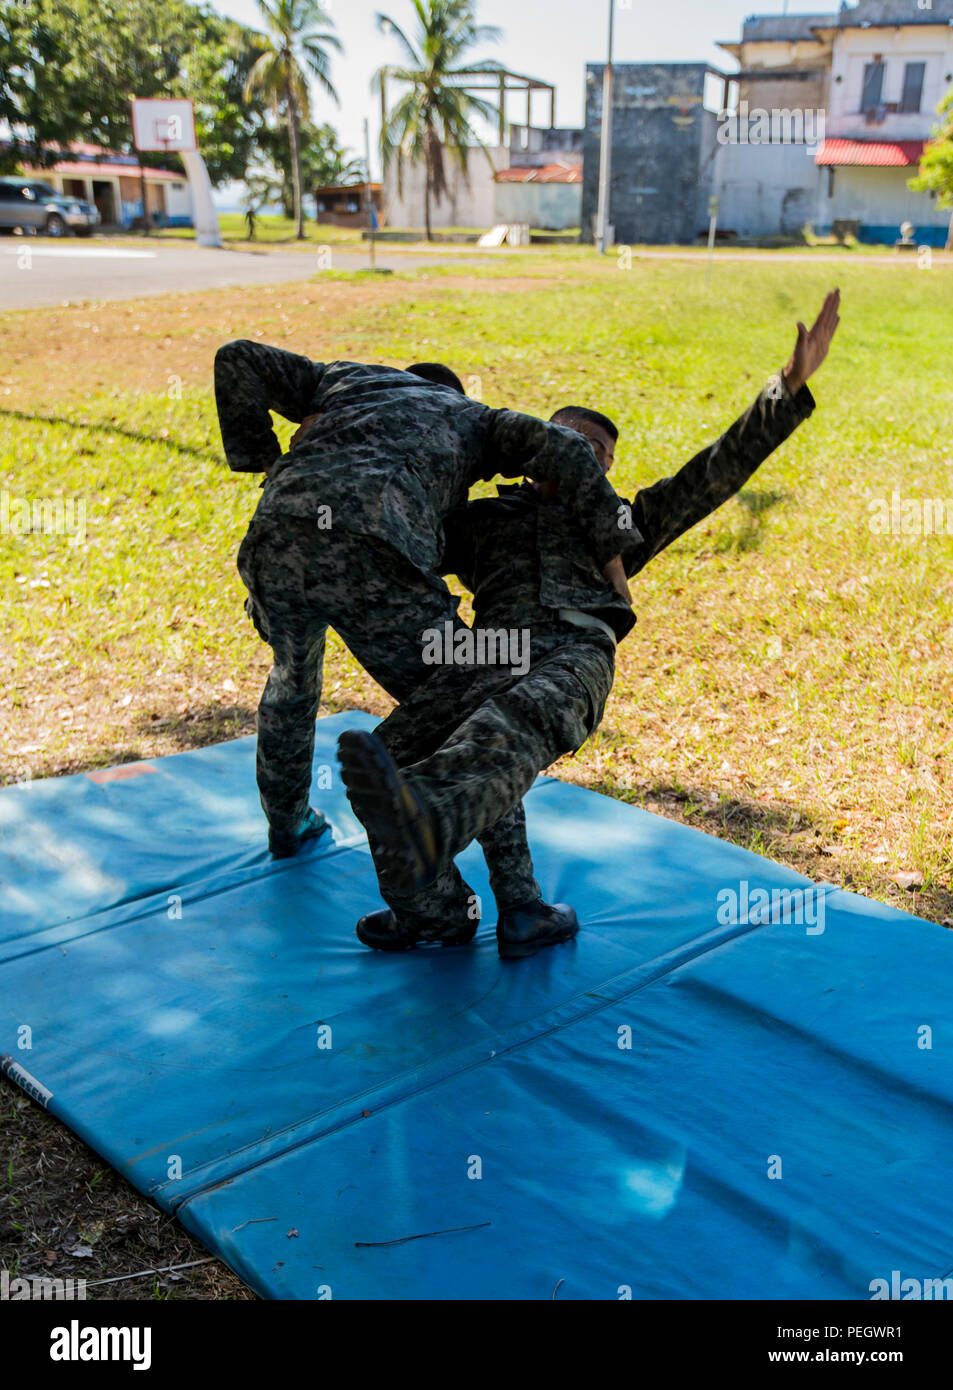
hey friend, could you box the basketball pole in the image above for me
[181,150,223,248]
[130,99,222,249]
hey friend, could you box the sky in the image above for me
[195,0,817,175]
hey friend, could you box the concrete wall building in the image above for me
[714,140,822,237]
[717,12,835,112]
[495,162,582,229]
[494,124,582,229]
[380,145,507,230]
[713,0,953,245]
[507,123,584,165]
[381,125,584,231]
[575,2,951,247]
[581,63,727,244]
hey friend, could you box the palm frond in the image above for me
[243,48,283,108]
[302,43,339,104]
[376,12,421,68]
[378,0,506,220]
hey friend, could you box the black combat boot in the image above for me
[496,899,579,960]
[356,908,478,952]
[337,730,440,896]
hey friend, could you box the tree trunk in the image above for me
[287,83,305,240]
[425,159,432,242]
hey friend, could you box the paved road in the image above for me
[1,238,947,311]
[0,240,489,311]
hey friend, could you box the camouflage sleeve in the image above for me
[214,339,327,473]
[623,371,816,575]
[481,409,630,567]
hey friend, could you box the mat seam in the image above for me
[171,886,841,1212]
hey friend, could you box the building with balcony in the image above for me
[713,0,953,245]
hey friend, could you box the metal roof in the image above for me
[494,163,582,184]
[814,138,926,166]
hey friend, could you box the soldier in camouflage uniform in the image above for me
[214,343,631,887]
[339,291,841,957]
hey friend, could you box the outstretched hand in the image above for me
[782,288,840,396]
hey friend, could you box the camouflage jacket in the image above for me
[214,341,630,574]
[441,371,816,641]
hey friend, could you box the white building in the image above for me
[381,129,584,233]
[381,144,507,230]
[20,142,192,228]
[714,0,953,245]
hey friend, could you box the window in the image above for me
[861,61,884,113]
[900,62,925,113]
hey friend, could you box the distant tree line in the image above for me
[0,0,362,233]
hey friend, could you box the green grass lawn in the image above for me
[143,212,363,246]
[119,210,922,253]
[2,250,951,926]
[2,247,952,1298]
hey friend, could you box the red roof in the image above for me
[25,161,183,181]
[495,163,582,184]
[19,139,182,180]
[815,139,926,167]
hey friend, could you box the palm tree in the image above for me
[243,0,341,239]
[375,1,502,241]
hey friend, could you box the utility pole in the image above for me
[705,195,719,286]
[595,0,615,254]
[364,117,376,271]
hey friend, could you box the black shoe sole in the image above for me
[338,731,439,895]
[356,918,478,953]
[498,934,577,960]
[497,915,580,960]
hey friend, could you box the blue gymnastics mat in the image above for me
[2,710,951,1300]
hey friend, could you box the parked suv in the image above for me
[0,179,100,236]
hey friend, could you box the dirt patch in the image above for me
[0,273,561,408]
[0,1076,255,1299]
[0,277,413,405]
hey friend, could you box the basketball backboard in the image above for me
[130,99,197,153]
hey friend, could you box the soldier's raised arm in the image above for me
[623,289,839,574]
[481,409,631,571]
[214,339,328,473]
[622,373,815,574]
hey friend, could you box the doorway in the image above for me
[92,181,117,223]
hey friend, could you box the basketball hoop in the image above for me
[130,101,197,154]
[129,98,221,247]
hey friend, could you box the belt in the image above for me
[556,608,618,649]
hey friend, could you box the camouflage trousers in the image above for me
[372,626,617,934]
[236,514,540,912]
